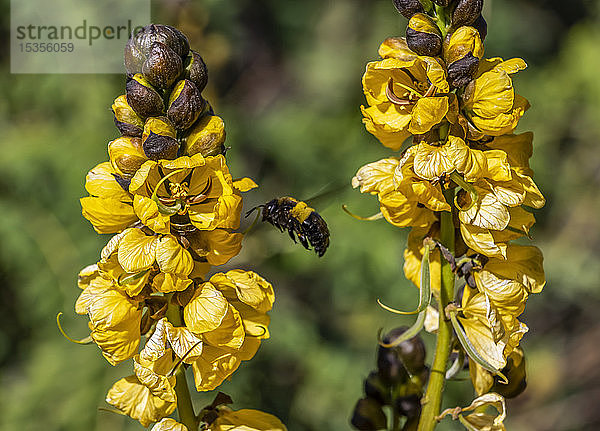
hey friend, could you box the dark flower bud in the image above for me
[142,42,183,89]
[351,398,387,431]
[492,348,527,399]
[184,114,226,157]
[112,95,144,137]
[125,24,189,75]
[167,79,207,130]
[472,15,488,41]
[184,51,209,93]
[108,136,147,179]
[395,393,421,418]
[377,343,409,385]
[444,26,484,88]
[448,53,479,88]
[406,13,442,57]
[392,0,424,19]
[142,117,179,160]
[126,74,164,118]
[452,0,483,27]
[364,371,391,406]
[382,327,427,376]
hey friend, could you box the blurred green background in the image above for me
[1,0,599,430]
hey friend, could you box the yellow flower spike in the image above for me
[106,375,177,427]
[56,312,93,345]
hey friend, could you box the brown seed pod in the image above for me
[406,13,442,57]
[141,117,179,160]
[141,42,183,89]
[392,0,424,19]
[125,24,190,75]
[184,51,209,93]
[452,0,484,27]
[126,74,164,118]
[167,79,207,130]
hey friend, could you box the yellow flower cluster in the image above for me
[72,24,285,430]
[352,9,545,428]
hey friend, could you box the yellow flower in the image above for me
[459,288,528,372]
[106,375,176,427]
[439,392,506,431]
[410,135,512,182]
[460,206,536,259]
[209,408,287,431]
[183,271,274,391]
[75,268,143,365]
[352,154,448,228]
[472,244,545,316]
[462,58,529,136]
[129,154,255,233]
[133,348,178,404]
[361,52,451,150]
[80,162,138,234]
[187,229,243,266]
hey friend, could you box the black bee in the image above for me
[249,197,330,257]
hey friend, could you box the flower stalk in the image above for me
[417,187,455,431]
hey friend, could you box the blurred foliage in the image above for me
[0,0,599,430]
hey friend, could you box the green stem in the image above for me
[166,298,198,431]
[417,188,456,431]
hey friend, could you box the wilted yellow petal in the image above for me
[203,304,245,350]
[211,270,275,314]
[460,223,507,259]
[352,158,401,195]
[482,245,545,294]
[459,188,510,231]
[473,271,528,316]
[413,143,455,180]
[133,195,171,234]
[191,344,243,392]
[458,316,506,371]
[155,235,194,277]
[184,283,229,334]
[133,351,177,403]
[152,273,193,293]
[106,375,176,427]
[117,228,157,273]
[152,418,188,431]
[409,96,449,135]
[380,191,437,228]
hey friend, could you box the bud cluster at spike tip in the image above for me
[72,24,287,430]
[351,0,545,428]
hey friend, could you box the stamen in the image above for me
[342,204,383,221]
[385,78,413,105]
[56,312,93,345]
